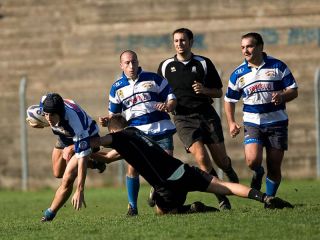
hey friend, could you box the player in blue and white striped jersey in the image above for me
[39,93,111,221]
[27,95,107,179]
[100,50,177,215]
[224,32,298,204]
[108,64,176,138]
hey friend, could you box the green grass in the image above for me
[0,180,319,240]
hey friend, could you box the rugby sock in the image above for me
[126,176,140,209]
[248,188,266,203]
[224,160,239,183]
[254,165,265,176]
[44,208,56,221]
[266,177,280,196]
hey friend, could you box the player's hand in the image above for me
[63,145,75,162]
[98,116,109,127]
[229,122,241,138]
[26,118,45,128]
[71,190,86,210]
[271,92,284,106]
[192,81,205,94]
[154,102,168,112]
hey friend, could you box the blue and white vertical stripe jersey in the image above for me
[109,67,176,137]
[40,97,99,158]
[225,53,298,127]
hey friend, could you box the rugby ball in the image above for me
[26,105,49,127]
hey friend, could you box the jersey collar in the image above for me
[173,53,194,63]
[245,52,268,70]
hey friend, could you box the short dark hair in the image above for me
[172,28,194,41]
[241,32,264,47]
[108,114,128,131]
[119,50,138,61]
[43,93,65,117]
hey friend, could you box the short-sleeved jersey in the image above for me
[225,53,298,127]
[40,97,99,158]
[158,54,222,114]
[109,67,176,137]
[109,127,183,186]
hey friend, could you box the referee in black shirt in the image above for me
[158,28,239,210]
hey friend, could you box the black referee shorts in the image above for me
[174,110,224,151]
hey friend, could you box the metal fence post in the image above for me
[118,160,125,186]
[214,70,223,179]
[19,76,28,191]
[315,68,320,178]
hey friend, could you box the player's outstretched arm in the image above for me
[90,135,113,149]
[71,156,88,210]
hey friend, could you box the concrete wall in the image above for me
[0,0,319,189]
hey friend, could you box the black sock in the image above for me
[224,163,234,174]
[210,168,218,177]
[224,157,232,169]
[248,188,266,203]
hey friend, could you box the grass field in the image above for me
[0,180,319,240]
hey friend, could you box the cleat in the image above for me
[264,196,294,209]
[41,216,51,222]
[41,208,56,222]
[225,168,239,183]
[147,187,156,207]
[127,204,138,216]
[250,167,265,190]
[219,197,231,210]
[190,201,219,213]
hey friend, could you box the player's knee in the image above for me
[52,169,64,178]
[246,159,260,170]
[53,172,63,179]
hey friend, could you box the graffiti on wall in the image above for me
[260,28,320,46]
[115,27,320,50]
[115,34,207,51]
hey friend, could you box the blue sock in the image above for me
[44,208,56,221]
[266,177,280,196]
[126,176,140,209]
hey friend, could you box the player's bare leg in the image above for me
[206,177,293,209]
[52,148,66,178]
[207,142,239,183]
[245,143,265,190]
[264,148,284,208]
[41,156,78,222]
[189,141,231,210]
